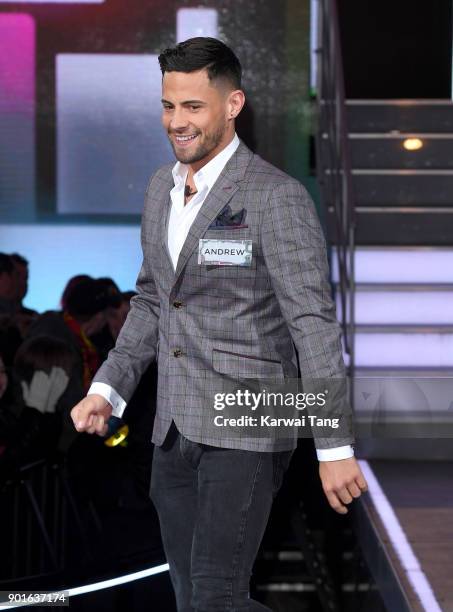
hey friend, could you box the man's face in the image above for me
[161,69,235,169]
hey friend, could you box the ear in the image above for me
[226,89,246,120]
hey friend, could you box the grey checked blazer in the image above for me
[93,140,354,452]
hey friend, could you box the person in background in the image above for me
[27,278,118,451]
[0,254,17,317]
[60,274,92,311]
[0,315,22,369]
[14,336,73,456]
[0,336,73,475]
[15,335,73,415]
[89,278,123,360]
[0,322,22,470]
[0,348,22,474]
[9,254,36,315]
[9,253,39,336]
[109,291,136,340]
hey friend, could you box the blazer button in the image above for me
[173,300,183,309]
[173,348,183,358]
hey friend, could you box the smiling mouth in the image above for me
[173,134,198,145]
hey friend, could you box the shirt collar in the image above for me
[171,133,240,191]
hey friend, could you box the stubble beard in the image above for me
[170,121,228,165]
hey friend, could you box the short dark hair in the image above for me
[14,335,74,384]
[158,37,242,90]
[0,253,14,276]
[10,253,28,267]
[65,278,120,320]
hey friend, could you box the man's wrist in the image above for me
[316,445,354,462]
[88,382,126,418]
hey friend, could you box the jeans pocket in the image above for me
[179,434,203,468]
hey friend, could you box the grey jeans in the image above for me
[150,423,294,612]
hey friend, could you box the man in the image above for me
[10,254,37,314]
[71,37,367,612]
[10,253,39,336]
[0,253,16,316]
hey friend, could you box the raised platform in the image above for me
[355,459,453,611]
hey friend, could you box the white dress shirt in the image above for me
[167,133,241,271]
[89,133,353,461]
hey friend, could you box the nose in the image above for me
[168,107,189,131]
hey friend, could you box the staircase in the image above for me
[329,100,453,459]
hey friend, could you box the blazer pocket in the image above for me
[207,224,249,231]
[212,348,285,381]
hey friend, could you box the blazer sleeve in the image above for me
[260,180,355,449]
[92,190,160,405]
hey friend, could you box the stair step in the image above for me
[347,283,453,291]
[336,288,453,324]
[354,366,453,377]
[346,99,453,133]
[352,328,453,367]
[346,134,453,170]
[344,170,453,206]
[331,246,453,283]
[327,209,453,245]
[356,324,453,333]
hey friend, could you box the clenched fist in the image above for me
[70,394,113,437]
[319,456,368,514]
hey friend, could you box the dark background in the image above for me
[338,0,452,98]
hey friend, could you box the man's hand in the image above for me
[70,394,113,437]
[319,457,368,514]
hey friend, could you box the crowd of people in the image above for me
[0,251,154,510]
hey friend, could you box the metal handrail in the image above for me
[0,456,95,582]
[315,0,356,383]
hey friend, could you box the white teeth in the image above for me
[175,134,197,142]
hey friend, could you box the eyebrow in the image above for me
[161,99,207,106]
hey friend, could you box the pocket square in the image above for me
[209,205,247,229]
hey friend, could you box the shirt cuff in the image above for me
[316,445,354,462]
[88,382,127,419]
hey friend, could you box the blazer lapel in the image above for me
[159,193,174,269]
[174,141,253,280]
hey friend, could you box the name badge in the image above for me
[198,239,253,266]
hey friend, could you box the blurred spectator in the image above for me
[0,350,22,470]
[0,336,74,475]
[14,335,73,414]
[61,274,92,311]
[30,278,115,387]
[110,291,136,340]
[27,278,120,451]
[10,254,35,315]
[90,281,127,360]
[0,254,16,316]
[0,315,22,367]
[10,254,39,337]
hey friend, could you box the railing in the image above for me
[315,0,356,381]
[0,457,98,583]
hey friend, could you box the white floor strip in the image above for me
[359,460,442,612]
[0,563,169,609]
[331,247,453,284]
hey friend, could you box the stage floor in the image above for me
[360,459,453,612]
